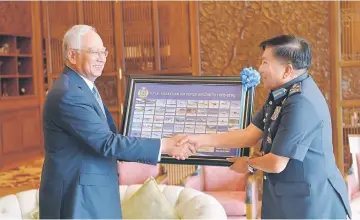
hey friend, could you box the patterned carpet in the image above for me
[0,158,43,197]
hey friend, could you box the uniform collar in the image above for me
[271,72,309,101]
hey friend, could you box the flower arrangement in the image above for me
[240,67,261,88]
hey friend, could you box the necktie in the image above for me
[92,85,106,117]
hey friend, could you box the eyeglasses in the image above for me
[73,48,109,58]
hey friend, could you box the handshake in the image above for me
[161,134,203,160]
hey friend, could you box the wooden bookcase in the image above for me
[0,35,34,98]
[0,2,44,171]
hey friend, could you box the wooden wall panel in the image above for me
[1,111,22,154]
[158,1,191,70]
[0,2,32,36]
[199,2,330,113]
[0,108,42,155]
[340,1,360,61]
[122,1,155,72]
[342,67,360,100]
[21,108,41,150]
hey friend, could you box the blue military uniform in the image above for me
[252,73,352,219]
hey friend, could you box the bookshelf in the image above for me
[0,34,34,98]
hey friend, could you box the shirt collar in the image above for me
[271,72,309,101]
[65,65,94,90]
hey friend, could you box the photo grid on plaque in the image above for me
[130,96,242,156]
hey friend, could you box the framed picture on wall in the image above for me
[120,75,255,166]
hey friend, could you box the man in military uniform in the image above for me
[177,35,351,219]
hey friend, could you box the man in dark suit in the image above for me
[39,25,195,219]
[178,35,351,219]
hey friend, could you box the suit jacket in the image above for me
[252,73,351,219]
[39,67,160,219]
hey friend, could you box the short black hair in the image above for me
[259,35,311,70]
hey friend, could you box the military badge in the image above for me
[137,87,149,98]
[289,82,301,96]
[267,136,272,144]
[271,106,281,120]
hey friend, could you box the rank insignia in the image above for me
[271,106,281,120]
[272,88,287,100]
[289,82,301,96]
[267,136,272,144]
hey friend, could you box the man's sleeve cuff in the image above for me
[158,139,163,161]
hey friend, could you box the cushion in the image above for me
[30,208,39,219]
[203,166,247,191]
[121,177,180,219]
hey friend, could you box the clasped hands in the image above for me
[161,134,252,174]
[161,134,199,160]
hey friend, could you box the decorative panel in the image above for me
[46,1,79,74]
[20,108,41,150]
[343,107,360,128]
[122,1,155,72]
[82,1,116,73]
[158,1,191,70]
[162,164,196,185]
[340,2,360,61]
[199,2,330,113]
[0,111,21,154]
[342,67,360,100]
[0,2,32,36]
[95,76,118,107]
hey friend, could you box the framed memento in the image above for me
[121,75,255,166]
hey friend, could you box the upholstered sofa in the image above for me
[183,165,257,219]
[0,184,227,219]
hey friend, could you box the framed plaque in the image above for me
[121,75,255,166]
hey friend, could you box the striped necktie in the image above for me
[92,85,106,117]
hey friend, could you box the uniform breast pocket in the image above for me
[274,181,311,197]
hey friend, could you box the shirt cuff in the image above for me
[158,139,163,161]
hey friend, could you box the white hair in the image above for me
[62,24,96,61]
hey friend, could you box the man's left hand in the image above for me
[226,156,250,173]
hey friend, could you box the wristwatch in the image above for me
[246,159,257,173]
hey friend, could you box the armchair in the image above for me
[182,165,258,219]
[117,162,168,185]
[347,134,360,219]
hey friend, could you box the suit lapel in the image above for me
[63,67,107,121]
[104,106,117,133]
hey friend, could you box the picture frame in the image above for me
[120,75,255,166]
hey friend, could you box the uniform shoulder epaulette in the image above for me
[288,82,302,96]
